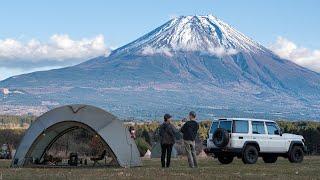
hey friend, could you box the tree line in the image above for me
[0,115,319,155]
[0,115,36,126]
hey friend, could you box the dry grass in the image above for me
[0,156,320,180]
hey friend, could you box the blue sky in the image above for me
[0,0,319,80]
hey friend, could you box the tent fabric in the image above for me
[11,104,141,168]
[150,143,178,158]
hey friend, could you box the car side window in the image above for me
[252,121,266,134]
[232,120,248,133]
[210,121,218,134]
[266,122,280,135]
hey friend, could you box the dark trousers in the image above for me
[161,143,173,167]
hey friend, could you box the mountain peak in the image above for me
[111,15,268,57]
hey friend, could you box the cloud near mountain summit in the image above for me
[269,37,320,73]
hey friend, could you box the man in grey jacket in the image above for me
[181,111,199,168]
[159,114,176,168]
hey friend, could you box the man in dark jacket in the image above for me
[159,113,176,168]
[181,111,199,168]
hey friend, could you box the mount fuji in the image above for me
[1,15,320,120]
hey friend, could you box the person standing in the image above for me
[129,126,136,139]
[159,113,176,168]
[181,111,199,168]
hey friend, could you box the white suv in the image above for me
[204,118,306,164]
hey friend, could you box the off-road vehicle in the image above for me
[204,118,306,164]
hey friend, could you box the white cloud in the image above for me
[141,45,237,58]
[207,47,238,57]
[270,37,320,72]
[141,46,173,57]
[0,34,110,80]
[0,34,109,62]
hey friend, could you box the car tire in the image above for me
[262,155,277,163]
[288,146,304,163]
[242,145,259,164]
[213,128,230,148]
[217,155,234,164]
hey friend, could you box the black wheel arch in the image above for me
[243,141,260,152]
[288,141,306,153]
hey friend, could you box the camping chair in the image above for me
[90,150,107,166]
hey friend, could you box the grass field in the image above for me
[0,156,320,180]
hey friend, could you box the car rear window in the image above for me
[219,121,232,133]
[210,121,218,134]
[252,121,266,134]
[232,120,248,133]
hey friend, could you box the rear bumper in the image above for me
[204,147,242,155]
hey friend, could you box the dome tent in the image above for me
[11,104,141,168]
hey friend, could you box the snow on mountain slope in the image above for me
[112,15,270,57]
[76,15,320,95]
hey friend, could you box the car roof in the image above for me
[214,118,275,122]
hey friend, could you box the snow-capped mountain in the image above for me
[113,15,268,57]
[1,15,320,120]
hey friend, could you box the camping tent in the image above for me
[11,104,141,168]
[151,143,178,158]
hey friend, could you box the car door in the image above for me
[208,121,218,148]
[266,122,287,152]
[231,120,250,148]
[251,121,268,152]
[218,120,232,147]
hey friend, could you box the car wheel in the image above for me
[262,155,277,163]
[288,146,304,163]
[242,145,259,164]
[213,128,230,148]
[217,155,234,164]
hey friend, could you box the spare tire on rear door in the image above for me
[213,128,230,148]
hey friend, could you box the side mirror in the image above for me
[275,129,283,136]
[279,128,283,136]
